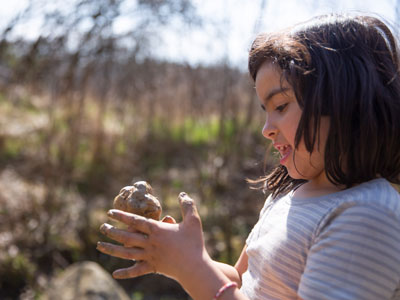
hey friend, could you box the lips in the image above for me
[273,143,292,165]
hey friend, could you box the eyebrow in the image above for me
[264,87,290,103]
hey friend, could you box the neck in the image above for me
[293,172,344,199]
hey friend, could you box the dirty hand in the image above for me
[97,192,208,281]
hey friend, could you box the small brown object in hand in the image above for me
[113,181,162,220]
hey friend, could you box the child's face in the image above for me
[255,62,329,182]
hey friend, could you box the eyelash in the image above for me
[260,103,288,112]
[276,103,288,112]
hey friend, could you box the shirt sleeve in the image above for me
[298,204,400,300]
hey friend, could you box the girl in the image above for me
[97,14,400,299]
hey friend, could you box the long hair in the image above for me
[249,14,400,198]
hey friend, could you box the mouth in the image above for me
[274,144,292,164]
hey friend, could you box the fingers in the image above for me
[100,223,148,248]
[178,192,201,226]
[107,209,152,234]
[161,215,176,224]
[97,242,147,260]
[112,261,154,279]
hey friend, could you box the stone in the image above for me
[44,261,130,300]
[113,181,162,220]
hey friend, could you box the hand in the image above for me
[97,192,209,281]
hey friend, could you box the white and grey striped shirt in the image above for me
[241,178,400,300]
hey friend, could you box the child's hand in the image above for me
[97,192,208,282]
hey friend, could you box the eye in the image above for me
[260,104,266,111]
[276,103,288,112]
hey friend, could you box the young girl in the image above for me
[97,14,400,300]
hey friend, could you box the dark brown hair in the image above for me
[249,14,400,198]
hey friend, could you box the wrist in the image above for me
[171,247,207,277]
[178,251,231,299]
[213,282,238,299]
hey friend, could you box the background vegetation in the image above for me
[0,1,275,299]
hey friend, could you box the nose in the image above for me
[262,119,277,140]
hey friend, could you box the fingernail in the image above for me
[107,210,114,217]
[99,223,111,233]
[97,241,104,249]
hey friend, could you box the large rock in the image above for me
[44,261,130,300]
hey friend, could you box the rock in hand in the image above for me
[113,181,162,220]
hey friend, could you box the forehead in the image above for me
[255,62,290,102]
[255,62,281,83]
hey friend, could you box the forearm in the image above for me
[213,261,242,287]
[178,253,248,300]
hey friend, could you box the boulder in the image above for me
[44,261,130,300]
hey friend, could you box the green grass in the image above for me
[2,138,24,159]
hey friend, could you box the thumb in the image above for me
[178,192,201,225]
[113,261,154,279]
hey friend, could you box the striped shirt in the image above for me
[240,178,400,300]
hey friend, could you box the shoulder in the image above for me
[328,178,400,217]
[299,180,400,299]
[313,178,400,238]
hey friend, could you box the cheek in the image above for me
[285,121,301,149]
[294,116,330,153]
[287,116,329,179]
[318,117,330,148]
[283,105,302,145]
[289,150,325,180]
[293,131,328,172]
